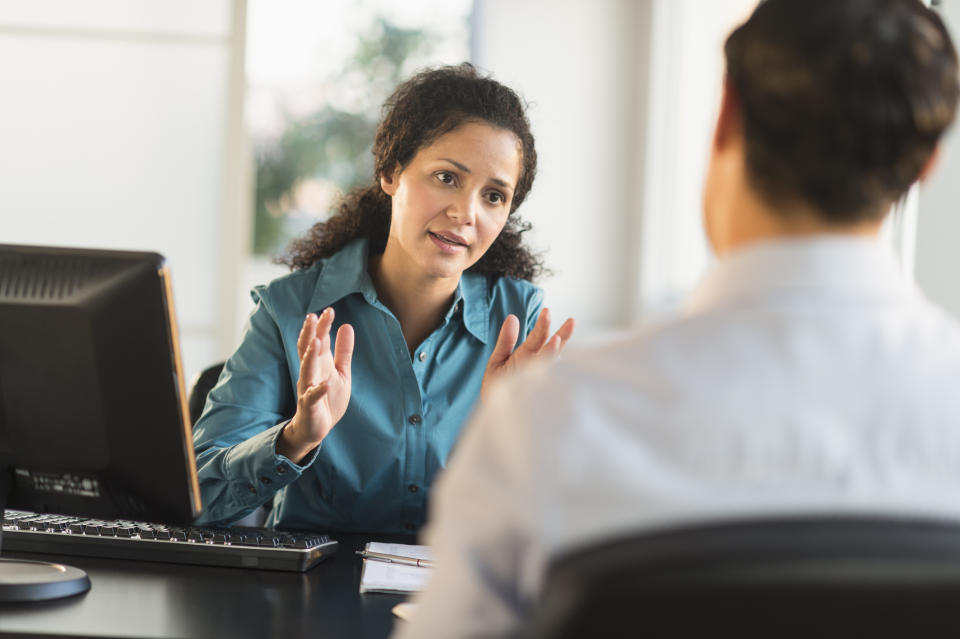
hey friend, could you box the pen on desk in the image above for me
[356,550,434,568]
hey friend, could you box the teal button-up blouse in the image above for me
[192,238,543,533]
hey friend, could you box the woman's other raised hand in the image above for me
[481,308,575,401]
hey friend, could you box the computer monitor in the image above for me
[0,244,202,601]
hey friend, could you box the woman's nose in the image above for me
[447,191,477,225]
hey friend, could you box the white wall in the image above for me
[0,0,249,384]
[916,1,960,319]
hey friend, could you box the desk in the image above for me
[0,533,411,639]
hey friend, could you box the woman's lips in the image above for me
[428,231,468,253]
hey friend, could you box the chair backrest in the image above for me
[187,362,224,426]
[525,517,960,637]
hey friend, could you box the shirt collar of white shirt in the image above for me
[684,235,917,316]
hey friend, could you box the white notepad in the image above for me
[358,542,434,594]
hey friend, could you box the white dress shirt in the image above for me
[396,237,960,639]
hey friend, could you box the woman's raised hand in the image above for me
[277,308,354,463]
[481,308,575,401]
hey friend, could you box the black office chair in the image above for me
[188,362,225,426]
[188,361,274,527]
[525,516,960,637]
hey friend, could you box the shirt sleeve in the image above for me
[394,368,546,639]
[192,289,319,526]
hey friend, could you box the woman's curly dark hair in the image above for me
[280,63,544,281]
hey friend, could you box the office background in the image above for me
[2,0,958,386]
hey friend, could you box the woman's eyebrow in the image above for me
[440,157,514,191]
[440,158,471,173]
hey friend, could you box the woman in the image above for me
[193,64,574,534]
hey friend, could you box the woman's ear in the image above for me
[380,165,399,196]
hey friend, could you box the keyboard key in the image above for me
[232,537,250,545]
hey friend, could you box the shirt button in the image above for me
[408,414,422,425]
[404,523,415,531]
[408,484,419,493]
[418,351,427,362]
[276,465,287,474]
[260,477,272,485]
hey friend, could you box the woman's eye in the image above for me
[487,191,505,204]
[436,171,456,185]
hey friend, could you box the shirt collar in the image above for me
[454,272,491,344]
[307,237,492,344]
[684,235,917,315]
[307,237,378,312]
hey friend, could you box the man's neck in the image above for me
[714,187,887,256]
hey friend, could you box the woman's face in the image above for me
[380,121,522,281]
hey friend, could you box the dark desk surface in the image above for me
[0,533,412,639]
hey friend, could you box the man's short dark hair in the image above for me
[725,0,959,223]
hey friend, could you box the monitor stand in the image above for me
[0,556,90,602]
[0,487,91,601]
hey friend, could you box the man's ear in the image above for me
[380,165,399,196]
[916,144,942,183]
[713,74,743,152]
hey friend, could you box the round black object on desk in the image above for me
[0,558,91,602]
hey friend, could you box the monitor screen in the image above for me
[0,244,201,525]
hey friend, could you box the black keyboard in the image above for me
[1,510,338,572]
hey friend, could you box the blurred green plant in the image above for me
[252,18,438,256]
